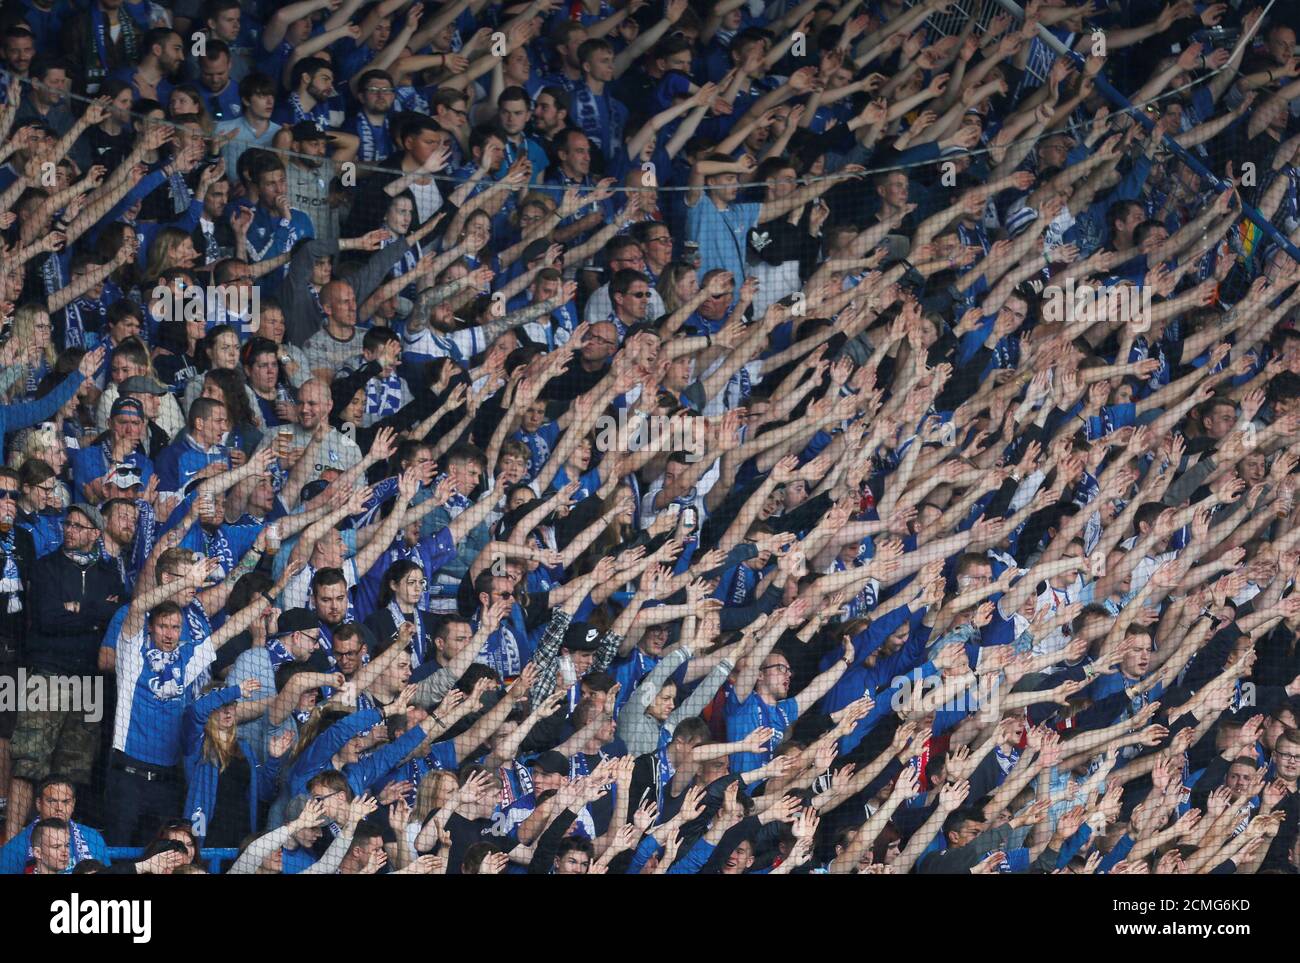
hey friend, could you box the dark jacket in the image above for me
[0,525,36,657]
[281,237,415,348]
[26,551,125,676]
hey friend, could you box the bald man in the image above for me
[289,378,363,472]
[304,280,366,381]
[276,229,404,349]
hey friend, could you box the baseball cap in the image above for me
[562,621,603,652]
[109,397,145,420]
[273,607,319,637]
[299,479,330,504]
[290,121,329,142]
[529,751,569,775]
[120,375,169,396]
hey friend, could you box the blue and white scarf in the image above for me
[183,600,211,644]
[572,84,623,159]
[89,5,140,84]
[387,599,428,666]
[289,93,328,131]
[202,525,234,579]
[433,473,472,516]
[266,637,296,669]
[356,112,392,163]
[653,743,675,819]
[166,168,191,215]
[63,297,105,349]
[143,643,185,700]
[365,370,405,421]
[0,528,22,614]
[994,745,1021,778]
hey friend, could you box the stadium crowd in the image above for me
[0,0,1299,875]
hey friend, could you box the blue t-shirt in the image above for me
[686,197,759,284]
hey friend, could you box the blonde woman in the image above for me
[142,228,201,286]
[12,420,73,483]
[182,677,295,848]
[655,260,700,316]
[10,305,59,402]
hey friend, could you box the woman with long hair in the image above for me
[150,819,200,866]
[570,484,638,574]
[95,223,146,301]
[83,79,138,172]
[10,304,59,402]
[199,367,265,459]
[452,209,497,291]
[181,680,294,847]
[181,324,252,425]
[655,260,700,317]
[142,227,200,286]
[167,86,212,129]
[365,559,434,667]
[151,312,206,394]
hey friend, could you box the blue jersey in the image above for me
[725,690,798,774]
[549,465,600,501]
[244,204,315,277]
[152,432,231,496]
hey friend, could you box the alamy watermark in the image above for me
[889,668,1003,722]
[594,408,706,462]
[50,894,151,943]
[150,283,261,328]
[0,670,104,722]
[1041,278,1153,332]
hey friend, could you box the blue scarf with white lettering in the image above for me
[356,112,392,163]
[143,642,185,700]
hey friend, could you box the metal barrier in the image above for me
[107,846,240,875]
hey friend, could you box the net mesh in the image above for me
[0,0,1297,878]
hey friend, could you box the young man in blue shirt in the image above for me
[0,776,107,874]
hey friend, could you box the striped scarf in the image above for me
[88,5,140,88]
[365,370,404,421]
[356,112,391,163]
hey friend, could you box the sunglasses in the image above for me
[0,488,22,501]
